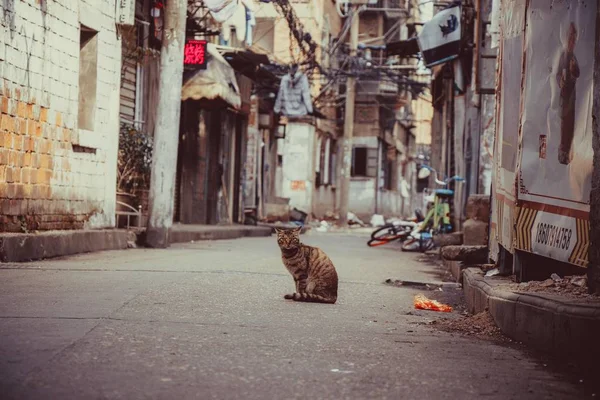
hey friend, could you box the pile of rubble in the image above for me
[431,311,508,342]
[507,273,595,298]
[309,212,378,232]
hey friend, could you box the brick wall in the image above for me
[0,0,121,232]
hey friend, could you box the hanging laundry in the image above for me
[221,22,232,43]
[221,1,246,43]
[206,0,238,23]
[274,68,313,117]
[244,5,256,46]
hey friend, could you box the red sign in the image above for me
[184,40,207,69]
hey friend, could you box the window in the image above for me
[383,158,394,190]
[329,139,337,186]
[315,136,323,186]
[316,136,331,187]
[352,147,377,177]
[78,26,98,131]
[315,137,337,186]
[150,5,164,48]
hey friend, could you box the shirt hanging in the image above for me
[274,71,313,117]
[206,0,238,23]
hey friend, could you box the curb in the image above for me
[257,223,308,234]
[0,226,273,263]
[169,226,272,244]
[443,259,465,283]
[463,268,600,361]
[0,230,128,263]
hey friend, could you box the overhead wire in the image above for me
[265,0,431,118]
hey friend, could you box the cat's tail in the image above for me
[290,292,337,304]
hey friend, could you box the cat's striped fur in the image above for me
[275,227,338,304]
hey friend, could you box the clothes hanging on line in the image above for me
[205,0,238,23]
[274,71,313,117]
[221,2,247,42]
[245,5,256,46]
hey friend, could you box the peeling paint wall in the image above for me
[279,122,315,214]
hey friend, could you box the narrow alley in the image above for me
[0,233,587,399]
[2,0,600,398]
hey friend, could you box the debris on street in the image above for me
[347,212,365,226]
[315,221,330,232]
[431,311,507,342]
[370,214,385,227]
[505,274,598,299]
[289,208,308,224]
[414,294,452,312]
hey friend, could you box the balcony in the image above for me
[355,79,400,103]
[364,0,406,18]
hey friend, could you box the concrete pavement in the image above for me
[0,233,590,399]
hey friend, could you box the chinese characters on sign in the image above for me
[184,40,207,69]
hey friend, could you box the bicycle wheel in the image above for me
[367,238,395,247]
[368,231,409,247]
[401,237,420,252]
[370,224,398,240]
[368,234,405,246]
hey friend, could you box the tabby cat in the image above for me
[275,227,338,304]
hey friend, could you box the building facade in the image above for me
[487,0,599,287]
[252,0,343,221]
[344,0,422,221]
[0,0,123,232]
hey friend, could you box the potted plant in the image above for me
[116,123,153,212]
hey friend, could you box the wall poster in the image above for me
[515,0,596,266]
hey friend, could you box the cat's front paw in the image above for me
[284,293,295,300]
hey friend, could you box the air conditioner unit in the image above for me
[356,80,379,95]
[116,0,135,26]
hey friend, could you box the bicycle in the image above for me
[367,210,424,247]
[401,165,464,252]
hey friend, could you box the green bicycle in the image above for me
[401,165,464,252]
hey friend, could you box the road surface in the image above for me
[0,233,588,399]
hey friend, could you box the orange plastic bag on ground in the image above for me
[413,294,452,312]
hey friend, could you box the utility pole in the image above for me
[338,7,359,226]
[146,0,187,248]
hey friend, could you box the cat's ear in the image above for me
[293,226,302,233]
[274,228,283,234]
